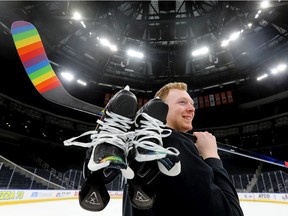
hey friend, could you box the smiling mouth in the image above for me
[183,116,192,120]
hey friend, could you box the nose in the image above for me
[188,103,195,112]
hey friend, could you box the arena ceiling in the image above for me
[1,0,288,108]
[1,1,288,170]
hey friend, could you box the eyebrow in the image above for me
[177,97,194,104]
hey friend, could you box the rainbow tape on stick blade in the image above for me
[11,21,61,93]
[11,21,103,117]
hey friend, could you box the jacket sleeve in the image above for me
[205,158,244,216]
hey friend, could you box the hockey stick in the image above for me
[11,21,103,117]
[10,21,288,169]
[188,133,288,169]
[217,142,288,168]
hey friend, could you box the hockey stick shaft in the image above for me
[188,133,288,168]
[11,21,103,117]
[217,143,288,168]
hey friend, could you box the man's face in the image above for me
[165,89,195,132]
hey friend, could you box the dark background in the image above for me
[1,1,288,174]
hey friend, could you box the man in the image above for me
[123,82,244,216]
[64,83,243,215]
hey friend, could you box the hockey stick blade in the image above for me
[11,21,103,117]
[188,133,288,169]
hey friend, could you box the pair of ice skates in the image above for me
[64,86,181,211]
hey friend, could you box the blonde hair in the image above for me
[155,82,187,101]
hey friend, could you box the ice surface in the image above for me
[0,198,288,216]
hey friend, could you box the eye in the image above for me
[178,100,186,104]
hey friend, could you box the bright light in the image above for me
[99,38,109,46]
[229,31,240,41]
[61,72,74,81]
[257,73,268,81]
[277,64,287,72]
[271,64,287,74]
[261,1,270,9]
[77,79,87,86]
[72,12,82,20]
[127,49,144,59]
[192,47,209,57]
[80,21,86,28]
[271,68,278,74]
[221,39,230,47]
[98,38,118,52]
[221,31,241,47]
[110,45,118,52]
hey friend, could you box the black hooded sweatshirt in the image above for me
[123,130,244,216]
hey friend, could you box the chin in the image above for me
[183,126,192,132]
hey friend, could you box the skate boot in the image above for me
[133,97,180,176]
[64,85,137,177]
[127,97,181,209]
[78,146,122,212]
[64,85,137,211]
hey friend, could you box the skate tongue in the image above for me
[121,166,135,179]
[139,98,168,123]
[107,88,138,119]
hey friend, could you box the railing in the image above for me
[0,155,125,191]
[231,170,288,193]
[0,155,64,190]
[1,154,288,194]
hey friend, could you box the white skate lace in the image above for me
[132,112,180,161]
[64,110,134,153]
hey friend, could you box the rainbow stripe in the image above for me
[11,21,61,93]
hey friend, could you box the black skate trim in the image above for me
[79,171,110,211]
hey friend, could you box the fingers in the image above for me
[192,131,219,160]
[192,131,215,143]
